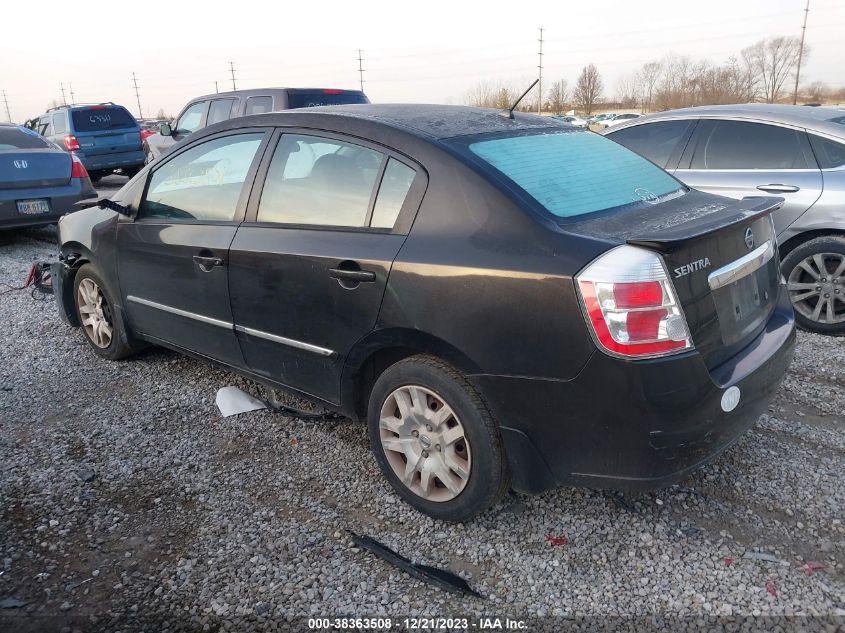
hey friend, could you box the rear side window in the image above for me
[0,126,50,150]
[467,131,684,219]
[207,99,236,126]
[71,106,136,132]
[141,134,263,222]
[691,120,811,169]
[809,134,845,169]
[371,158,416,228]
[257,134,383,227]
[52,113,68,135]
[286,91,369,109]
[608,120,692,167]
[245,96,273,115]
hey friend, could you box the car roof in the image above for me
[247,104,567,141]
[610,103,845,138]
[189,87,366,101]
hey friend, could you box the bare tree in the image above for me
[547,79,568,115]
[742,36,805,103]
[636,61,662,113]
[615,75,638,109]
[574,64,603,115]
[803,81,829,102]
[465,80,518,109]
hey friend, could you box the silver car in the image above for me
[604,104,845,335]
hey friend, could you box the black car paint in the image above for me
[55,106,795,494]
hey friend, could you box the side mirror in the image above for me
[159,122,172,136]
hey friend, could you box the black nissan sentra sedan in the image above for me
[1,122,96,229]
[51,105,795,521]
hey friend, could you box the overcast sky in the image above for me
[1,0,843,121]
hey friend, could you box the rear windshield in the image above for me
[467,130,684,219]
[286,91,369,109]
[0,126,50,150]
[71,106,137,132]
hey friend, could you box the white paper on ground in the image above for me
[216,386,267,417]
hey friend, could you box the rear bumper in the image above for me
[470,284,796,494]
[76,150,145,171]
[0,180,97,229]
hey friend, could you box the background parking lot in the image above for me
[0,196,843,630]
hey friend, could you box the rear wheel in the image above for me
[73,264,136,359]
[89,171,105,184]
[782,235,845,335]
[367,355,509,521]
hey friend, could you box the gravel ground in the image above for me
[1,197,843,632]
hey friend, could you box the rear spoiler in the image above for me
[627,197,783,252]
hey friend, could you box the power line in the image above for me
[2,91,11,122]
[537,27,544,114]
[132,72,143,118]
[357,49,365,92]
[229,62,237,91]
[793,0,811,104]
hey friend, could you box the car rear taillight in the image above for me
[576,245,692,358]
[64,134,80,151]
[322,89,343,94]
[70,155,88,179]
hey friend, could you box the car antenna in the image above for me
[499,78,539,120]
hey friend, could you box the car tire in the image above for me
[73,263,137,359]
[782,235,845,335]
[367,355,510,522]
[89,171,104,184]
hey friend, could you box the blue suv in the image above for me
[28,103,145,182]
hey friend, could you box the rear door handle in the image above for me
[329,268,376,283]
[193,255,224,272]
[756,184,800,193]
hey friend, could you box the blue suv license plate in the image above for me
[16,199,51,215]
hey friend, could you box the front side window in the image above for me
[809,134,845,169]
[206,99,236,126]
[257,134,383,227]
[175,102,207,134]
[691,120,811,170]
[467,130,684,219]
[141,134,263,221]
[608,119,693,167]
[245,96,273,116]
[38,116,53,136]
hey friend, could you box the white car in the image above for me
[552,115,588,128]
[600,113,641,129]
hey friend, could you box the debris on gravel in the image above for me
[1,226,843,632]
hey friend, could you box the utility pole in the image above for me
[537,28,544,115]
[357,49,365,92]
[2,90,11,122]
[132,72,143,118]
[69,83,76,105]
[60,83,68,106]
[792,0,810,105]
[229,62,237,91]
[215,81,219,94]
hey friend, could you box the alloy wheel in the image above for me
[787,252,845,325]
[378,385,471,502]
[77,278,114,348]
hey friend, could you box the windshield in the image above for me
[71,106,137,132]
[466,130,685,219]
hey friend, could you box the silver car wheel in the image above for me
[787,252,845,325]
[379,385,471,502]
[77,278,114,349]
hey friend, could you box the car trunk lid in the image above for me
[0,149,72,189]
[567,190,784,369]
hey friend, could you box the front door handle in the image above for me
[193,254,224,272]
[756,183,800,193]
[329,268,376,283]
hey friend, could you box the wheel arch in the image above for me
[779,228,845,258]
[340,328,483,421]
